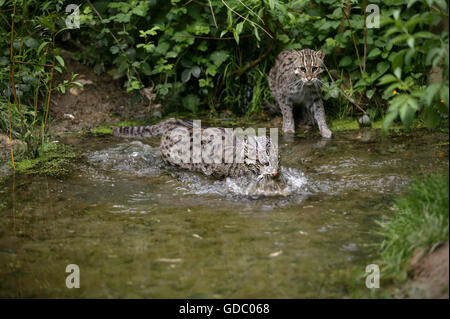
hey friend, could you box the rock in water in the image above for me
[358,114,372,127]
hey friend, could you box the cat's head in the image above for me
[243,135,279,178]
[293,49,325,85]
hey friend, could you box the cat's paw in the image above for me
[282,127,296,134]
[321,128,332,139]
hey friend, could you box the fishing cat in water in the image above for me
[264,49,332,138]
[113,118,279,179]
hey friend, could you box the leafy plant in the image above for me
[0,0,80,161]
[1,0,448,137]
[378,1,449,132]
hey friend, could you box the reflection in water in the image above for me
[0,130,447,298]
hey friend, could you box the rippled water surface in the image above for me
[0,128,448,298]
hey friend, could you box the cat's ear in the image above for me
[316,49,325,60]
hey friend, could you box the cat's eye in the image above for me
[300,67,307,72]
[312,67,318,72]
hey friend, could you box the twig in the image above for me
[236,0,264,24]
[207,0,218,28]
[363,0,367,72]
[176,34,252,40]
[43,21,56,132]
[230,39,273,76]
[34,44,50,121]
[10,60,53,67]
[340,88,367,115]
[7,3,16,170]
[342,8,363,74]
[230,4,274,76]
[221,0,273,39]
[323,65,367,115]
[11,20,27,136]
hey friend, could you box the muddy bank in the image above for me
[49,54,132,134]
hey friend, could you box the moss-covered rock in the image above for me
[330,119,360,132]
[12,142,78,177]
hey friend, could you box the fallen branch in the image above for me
[323,65,367,115]
[230,38,273,76]
[10,60,53,68]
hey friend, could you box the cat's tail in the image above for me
[261,101,280,116]
[113,118,186,138]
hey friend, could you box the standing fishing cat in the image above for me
[264,49,332,138]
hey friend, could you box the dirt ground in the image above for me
[49,54,132,134]
[405,241,449,298]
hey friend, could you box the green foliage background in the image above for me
[0,0,449,139]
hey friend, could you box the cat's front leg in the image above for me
[279,99,295,133]
[311,102,332,138]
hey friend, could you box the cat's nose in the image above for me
[307,76,312,81]
[272,171,278,177]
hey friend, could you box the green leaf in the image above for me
[366,89,376,99]
[37,42,49,55]
[210,51,229,67]
[181,69,191,83]
[394,67,402,80]
[382,110,398,133]
[140,62,152,76]
[414,31,438,39]
[404,48,415,66]
[191,66,201,78]
[24,37,39,49]
[206,64,217,77]
[433,0,447,10]
[368,48,381,59]
[424,83,441,106]
[376,62,390,75]
[55,56,65,67]
[339,56,352,67]
[423,106,441,129]
[233,29,240,44]
[392,50,406,71]
[110,46,120,54]
[236,22,244,35]
[439,86,449,113]
[406,37,415,49]
[378,74,398,85]
[399,101,416,129]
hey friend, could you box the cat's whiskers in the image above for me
[287,78,303,90]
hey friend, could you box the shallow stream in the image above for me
[0,128,448,298]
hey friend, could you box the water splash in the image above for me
[86,141,163,177]
[175,166,307,198]
[85,141,308,199]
